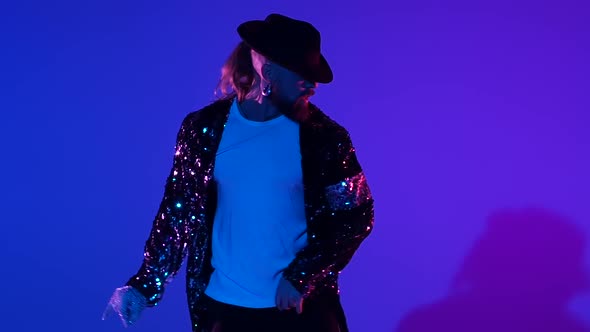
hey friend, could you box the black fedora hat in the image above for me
[237,13,333,84]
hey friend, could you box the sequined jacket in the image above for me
[125,97,374,332]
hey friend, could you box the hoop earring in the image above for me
[261,83,272,97]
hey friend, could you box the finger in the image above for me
[289,295,297,309]
[296,298,303,314]
[117,310,129,328]
[277,296,284,311]
[287,297,296,309]
[126,304,135,325]
[280,295,289,311]
[128,303,143,325]
[291,297,300,311]
[101,303,113,320]
[118,301,132,328]
[128,308,138,325]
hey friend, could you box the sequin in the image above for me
[123,97,374,332]
[325,172,372,211]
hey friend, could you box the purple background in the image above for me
[2,0,589,331]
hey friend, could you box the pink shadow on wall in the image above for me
[396,207,590,332]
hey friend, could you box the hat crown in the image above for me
[263,14,321,51]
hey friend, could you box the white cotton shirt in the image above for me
[204,99,309,308]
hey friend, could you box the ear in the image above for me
[261,62,273,81]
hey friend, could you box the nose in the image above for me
[302,80,317,96]
[304,80,318,89]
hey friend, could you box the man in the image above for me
[103,13,374,332]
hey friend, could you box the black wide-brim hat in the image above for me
[237,13,333,84]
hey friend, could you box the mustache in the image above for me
[301,89,315,98]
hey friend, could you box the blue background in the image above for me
[2,0,589,331]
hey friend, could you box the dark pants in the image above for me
[200,294,346,332]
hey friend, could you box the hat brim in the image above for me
[237,21,333,84]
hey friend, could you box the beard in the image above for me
[272,94,311,123]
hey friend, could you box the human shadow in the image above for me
[395,207,590,332]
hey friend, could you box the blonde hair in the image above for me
[215,41,268,102]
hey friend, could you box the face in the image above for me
[266,63,317,115]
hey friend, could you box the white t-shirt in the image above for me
[204,99,308,308]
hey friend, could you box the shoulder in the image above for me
[306,103,352,144]
[179,97,233,130]
[169,98,232,144]
[306,103,363,183]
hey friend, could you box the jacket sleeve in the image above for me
[125,114,198,306]
[282,129,375,297]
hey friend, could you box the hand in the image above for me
[275,276,304,314]
[102,286,148,327]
